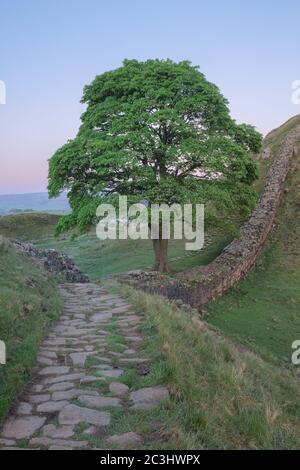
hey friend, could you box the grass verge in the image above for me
[121,285,300,449]
[0,237,62,422]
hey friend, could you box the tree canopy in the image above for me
[48,59,262,271]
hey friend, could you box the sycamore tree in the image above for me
[48,59,262,272]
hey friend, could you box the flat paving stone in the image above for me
[58,404,111,427]
[2,416,46,439]
[70,352,94,367]
[82,425,97,435]
[130,386,169,410]
[39,351,57,359]
[52,388,98,401]
[0,438,16,446]
[17,402,33,415]
[29,394,51,404]
[96,369,123,378]
[37,356,54,366]
[80,376,103,384]
[39,366,70,376]
[90,364,111,370]
[37,401,69,413]
[106,432,142,448]
[109,382,129,396]
[44,339,66,346]
[46,382,75,392]
[78,395,121,408]
[43,373,84,385]
[42,424,74,439]
[90,312,112,322]
[61,328,92,337]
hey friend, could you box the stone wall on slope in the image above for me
[14,240,89,283]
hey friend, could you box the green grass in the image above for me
[0,209,232,279]
[121,285,300,449]
[0,237,62,422]
[205,125,300,365]
[0,212,231,279]
[264,114,300,155]
[0,213,60,242]
[37,232,231,280]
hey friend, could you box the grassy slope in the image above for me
[122,286,300,449]
[37,232,231,279]
[207,116,300,365]
[0,237,62,421]
[0,213,60,242]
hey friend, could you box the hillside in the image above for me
[0,192,70,216]
[123,286,300,449]
[0,213,60,241]
[207,115,300,364]
[0,237,61,421]
[255,114,300,191]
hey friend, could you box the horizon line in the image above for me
[0,191,66,197]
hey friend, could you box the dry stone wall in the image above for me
[14,240,89,283]
[121,125,300,308]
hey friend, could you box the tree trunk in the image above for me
[152,238,169,273]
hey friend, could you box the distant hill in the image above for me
[0,212,61,241]
[0,192,70,215]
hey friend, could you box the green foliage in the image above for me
[48,59,262,235]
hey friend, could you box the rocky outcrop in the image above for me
[121,124,300,308]
[13,241,89,283]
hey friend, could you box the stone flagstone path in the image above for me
[0,283,169,450]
